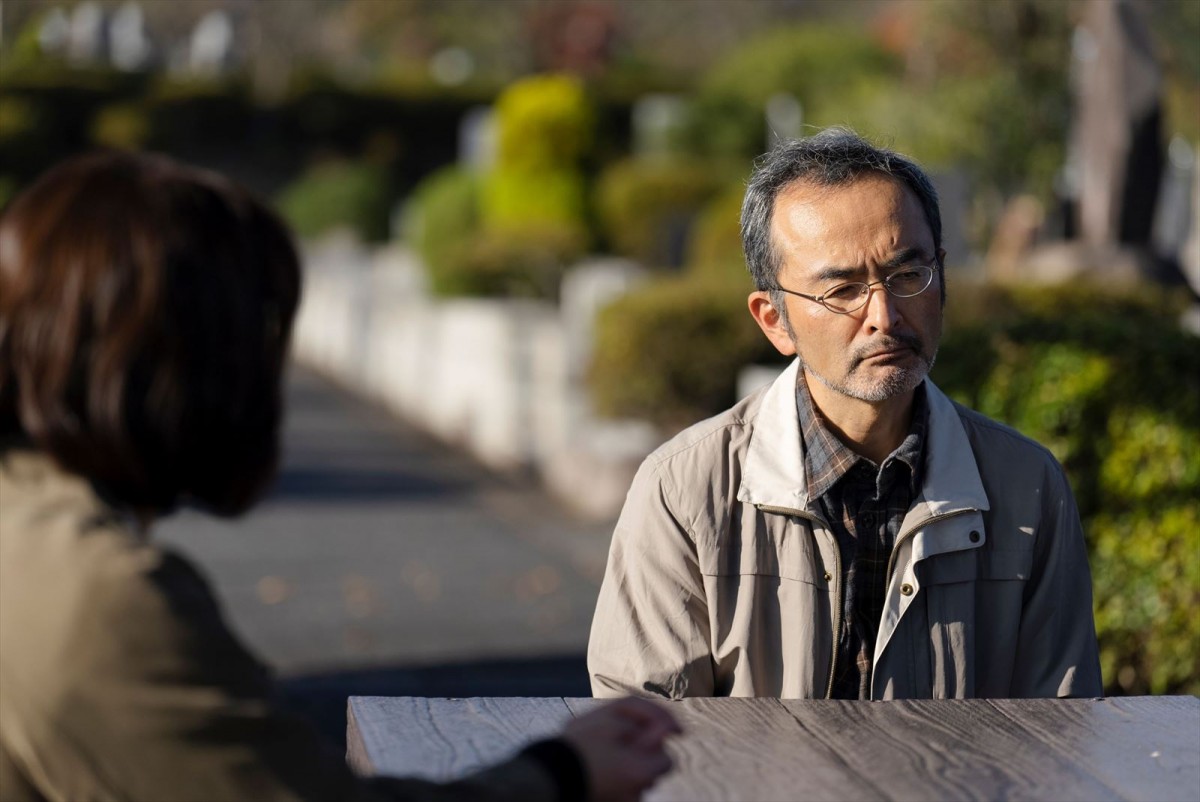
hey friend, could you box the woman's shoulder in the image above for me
[0,449,262,710]
[1,447,168,617]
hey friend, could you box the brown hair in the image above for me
[0,151,301,515]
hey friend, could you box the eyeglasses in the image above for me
[768,263,938,314]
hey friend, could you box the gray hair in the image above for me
[740,128,943,317]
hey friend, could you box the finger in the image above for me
[630,720,677,751]
[612,698,683,734]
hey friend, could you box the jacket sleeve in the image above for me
[1010,462,1104,698]
[588,457,714,699]
[1,544,559,802]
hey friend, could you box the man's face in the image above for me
[752,173,944,405]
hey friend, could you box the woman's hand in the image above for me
[560,697,682,802]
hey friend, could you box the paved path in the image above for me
[156,366,617,739]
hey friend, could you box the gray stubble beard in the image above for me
[794,333,939,404]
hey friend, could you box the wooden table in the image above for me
[347,695,1200,801]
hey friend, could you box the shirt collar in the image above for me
[795,372,928,501]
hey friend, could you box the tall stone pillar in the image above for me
[1073,0,1163,248]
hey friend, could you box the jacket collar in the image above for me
[737,358,990,516]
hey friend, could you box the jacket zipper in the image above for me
[755,505,842,699]
[866,508,979,701]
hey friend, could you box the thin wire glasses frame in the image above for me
[767,262,939,314]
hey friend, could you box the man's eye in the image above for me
[826,284,864,301]
[891,268,923,281]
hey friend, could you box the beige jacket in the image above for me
[589,359,1102,700]
[0,447,559,802]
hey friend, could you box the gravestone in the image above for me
[1072,0,1163,250]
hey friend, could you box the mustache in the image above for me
[850,334,924,365]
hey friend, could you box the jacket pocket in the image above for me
[696,513,828,587]
[919,547,1034,585]
[978,548,1034,581]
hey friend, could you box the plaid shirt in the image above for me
[796,375,927,700]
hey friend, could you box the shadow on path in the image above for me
[278,654,591,749]
[270,466,468,502]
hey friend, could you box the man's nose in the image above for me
[862,284,902,332]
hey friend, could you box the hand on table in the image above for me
[561,697,682,802]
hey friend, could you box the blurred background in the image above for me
[2,0,1197,739]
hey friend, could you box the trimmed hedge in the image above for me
[275,160,392,243]
[450,224,584,300]
[404,165,480,295]
[686,183,750,280]
[593,159,731,269]
[589,274,778,428]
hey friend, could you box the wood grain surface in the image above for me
[781,698,1123,801]
[646,697,884,802]
[983,696,1200,802]
[348,696,1200,801]
[347,696,573,780]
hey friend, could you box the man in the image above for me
[588,128,1103,700]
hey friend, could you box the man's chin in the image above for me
[831,365,928,404]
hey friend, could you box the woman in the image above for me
[0,151,678,802]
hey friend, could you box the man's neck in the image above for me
[804,372,916,465]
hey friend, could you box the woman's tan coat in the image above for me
[0,448,556,802]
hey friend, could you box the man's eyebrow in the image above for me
[881,248,932,269]
[813,266,863,283]
[815,248,932,282]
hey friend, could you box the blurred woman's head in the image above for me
[0,151,301,515]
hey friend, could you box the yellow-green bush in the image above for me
[481,166,587,235]
[492,74,592,172]
[483,74,591,237]
[405,74,593,299]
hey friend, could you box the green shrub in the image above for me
[404,165,480,295]
[0,95,39,140]
[90,102,151,150]
[686,184,748,280]
[589,274,778,428]
[594,159,730,269]
[933,283,1200,695]
[686,24,901,159]
[444,224,585,300]
[275,160,392,242]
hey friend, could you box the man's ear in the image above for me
[748,291,797,356]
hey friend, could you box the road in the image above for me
[156,366,617,742]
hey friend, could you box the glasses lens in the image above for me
[885,265,934,297]
[822,283,869,313]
